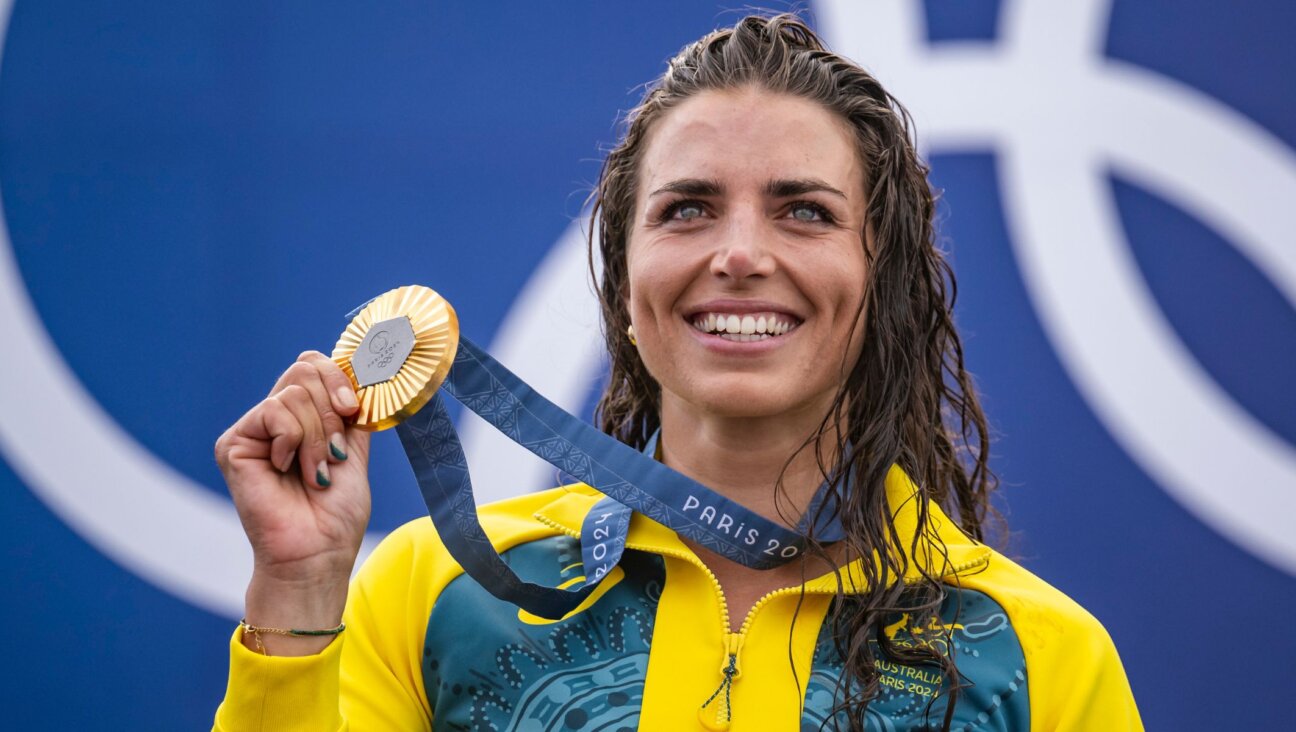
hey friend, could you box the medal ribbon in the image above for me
[390,337,845,620]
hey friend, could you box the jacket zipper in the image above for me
[534,514,993,728]
[710,552,992,726]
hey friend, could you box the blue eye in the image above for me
[672,202,705,221]
[790,202,830,223]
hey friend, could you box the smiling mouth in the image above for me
[689,312,802,342]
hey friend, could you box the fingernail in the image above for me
[316,461,331,488]
[329,433,348,461]
[336,387,358,410]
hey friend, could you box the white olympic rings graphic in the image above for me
[819,0,1296,574]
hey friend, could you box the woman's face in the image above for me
[626,87,870,422]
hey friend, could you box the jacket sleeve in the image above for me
[1033,612,1142,731]
[212,628,348,732]
[212,519,446,732]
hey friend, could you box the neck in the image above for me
[657,393,841,528]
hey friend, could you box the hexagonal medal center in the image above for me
[352,316,416,388]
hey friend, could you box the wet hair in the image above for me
[588,13,999,730]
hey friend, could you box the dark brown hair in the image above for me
[588,13,998,730]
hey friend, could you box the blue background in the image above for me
[2,1,1292,728]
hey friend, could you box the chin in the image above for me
[658,368,842,422]
[694,384,814,420]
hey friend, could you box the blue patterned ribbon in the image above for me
[391,337,845,620]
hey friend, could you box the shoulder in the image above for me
[958,548,1143,730]
[960,549,1109,651]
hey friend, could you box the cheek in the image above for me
[807,248,868,308]
[625,246,683,325]
[843,269,871,366]
[813,255,869,350]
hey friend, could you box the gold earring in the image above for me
[627,324,637,346]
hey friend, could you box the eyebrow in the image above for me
[764,178,848,200]
[647,177,848,200]
[648,178,724,198]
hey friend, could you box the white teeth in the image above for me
[692,312,799,338]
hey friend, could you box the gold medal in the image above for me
[331,285,459,432]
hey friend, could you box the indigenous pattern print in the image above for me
[423,536,663,731]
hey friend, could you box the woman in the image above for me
[213,14,1141,731]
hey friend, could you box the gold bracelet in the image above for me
[239,618,346,655]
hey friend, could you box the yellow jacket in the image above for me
[214,467,1141,730]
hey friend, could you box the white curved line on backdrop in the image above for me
[0,0,386,618]
[995,54,1296,570]
[823,0,1296,574]
[0,198,386,619]
[999,0,1110,60]
[0,0,596,615]
[1098,64,1296,309]
[0,204,251,618]
[1001,134,1296,575]
[457,218,605,503]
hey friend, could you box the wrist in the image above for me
[244,571,349,629]
[242,574,349,657]
[239,617,346,657]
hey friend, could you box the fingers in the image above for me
[276,384,334,488]
[275,351,360,418]
[272,351,360,464]
[279,363,349,463]
[218,395,303,477]
[217,351,363,491]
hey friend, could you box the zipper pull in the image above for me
[698,648,740,730]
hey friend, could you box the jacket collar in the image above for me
[533,464,990,594]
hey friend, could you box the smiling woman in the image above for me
[212,13,1141,732]
[627,89,869,433]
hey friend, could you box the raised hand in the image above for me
[215,350,372,654]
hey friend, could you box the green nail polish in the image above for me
[329,441,347,461]
[316,467,331,488]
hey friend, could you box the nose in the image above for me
[709,207,776,282]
